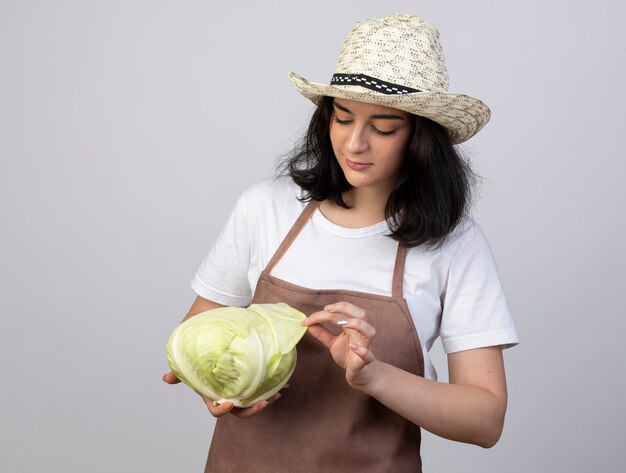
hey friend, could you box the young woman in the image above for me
[164,14,518,472]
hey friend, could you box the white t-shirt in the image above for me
[192,177,518,380]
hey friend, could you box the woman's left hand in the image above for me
[303,301,378,390]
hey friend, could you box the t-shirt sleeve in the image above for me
[191,194,254,307]
[439,224,519,353]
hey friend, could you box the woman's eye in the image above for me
[372,126,395,136]
[333,116,352,125]
[333,116,395,135]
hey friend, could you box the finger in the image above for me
[306,322,338,349]
[325,302,366,319]
[304,303,366,327]
[303,309,332,326]
[232,401,268,418]
[338,318,376,341]
[162,372,181,384]
[304,309,357,328]
[232,393,282,418]
[349,343,376,364]
[203,398,234,418]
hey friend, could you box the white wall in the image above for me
[1,1,624,471]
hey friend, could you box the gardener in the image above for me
[164,14,518,472]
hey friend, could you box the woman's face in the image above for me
[329,98,413,196]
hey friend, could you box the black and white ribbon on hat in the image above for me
[330,73,419,95]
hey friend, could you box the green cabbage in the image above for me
[166,303,307,408]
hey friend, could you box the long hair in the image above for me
[277,96,477,248]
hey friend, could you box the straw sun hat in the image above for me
[289,14,490,144]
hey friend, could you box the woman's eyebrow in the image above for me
[333,101,405,120]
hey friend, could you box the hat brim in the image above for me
[289,72,490,144]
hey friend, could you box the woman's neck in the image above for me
[320,187,389,228]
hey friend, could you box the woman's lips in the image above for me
[345,159,372,171]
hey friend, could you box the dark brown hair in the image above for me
[278,96,477,248]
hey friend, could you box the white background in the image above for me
[1,1,625,471]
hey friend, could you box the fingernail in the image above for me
[337,319,349,326]
[301,319,308,326]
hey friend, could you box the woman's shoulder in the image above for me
[449,217,483,242]
[406,217,489,260]
[436,217,500,270]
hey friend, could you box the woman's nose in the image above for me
[345,125,369,154]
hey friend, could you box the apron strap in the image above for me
[391,243,407,299]
[265,200,321,274]
[266,198,407,300]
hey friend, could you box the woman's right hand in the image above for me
[162,371,283,418]
[201,392,283,418]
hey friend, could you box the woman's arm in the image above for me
[181,294,225,322]
[305,301,508,448]
[365,346,507,448]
